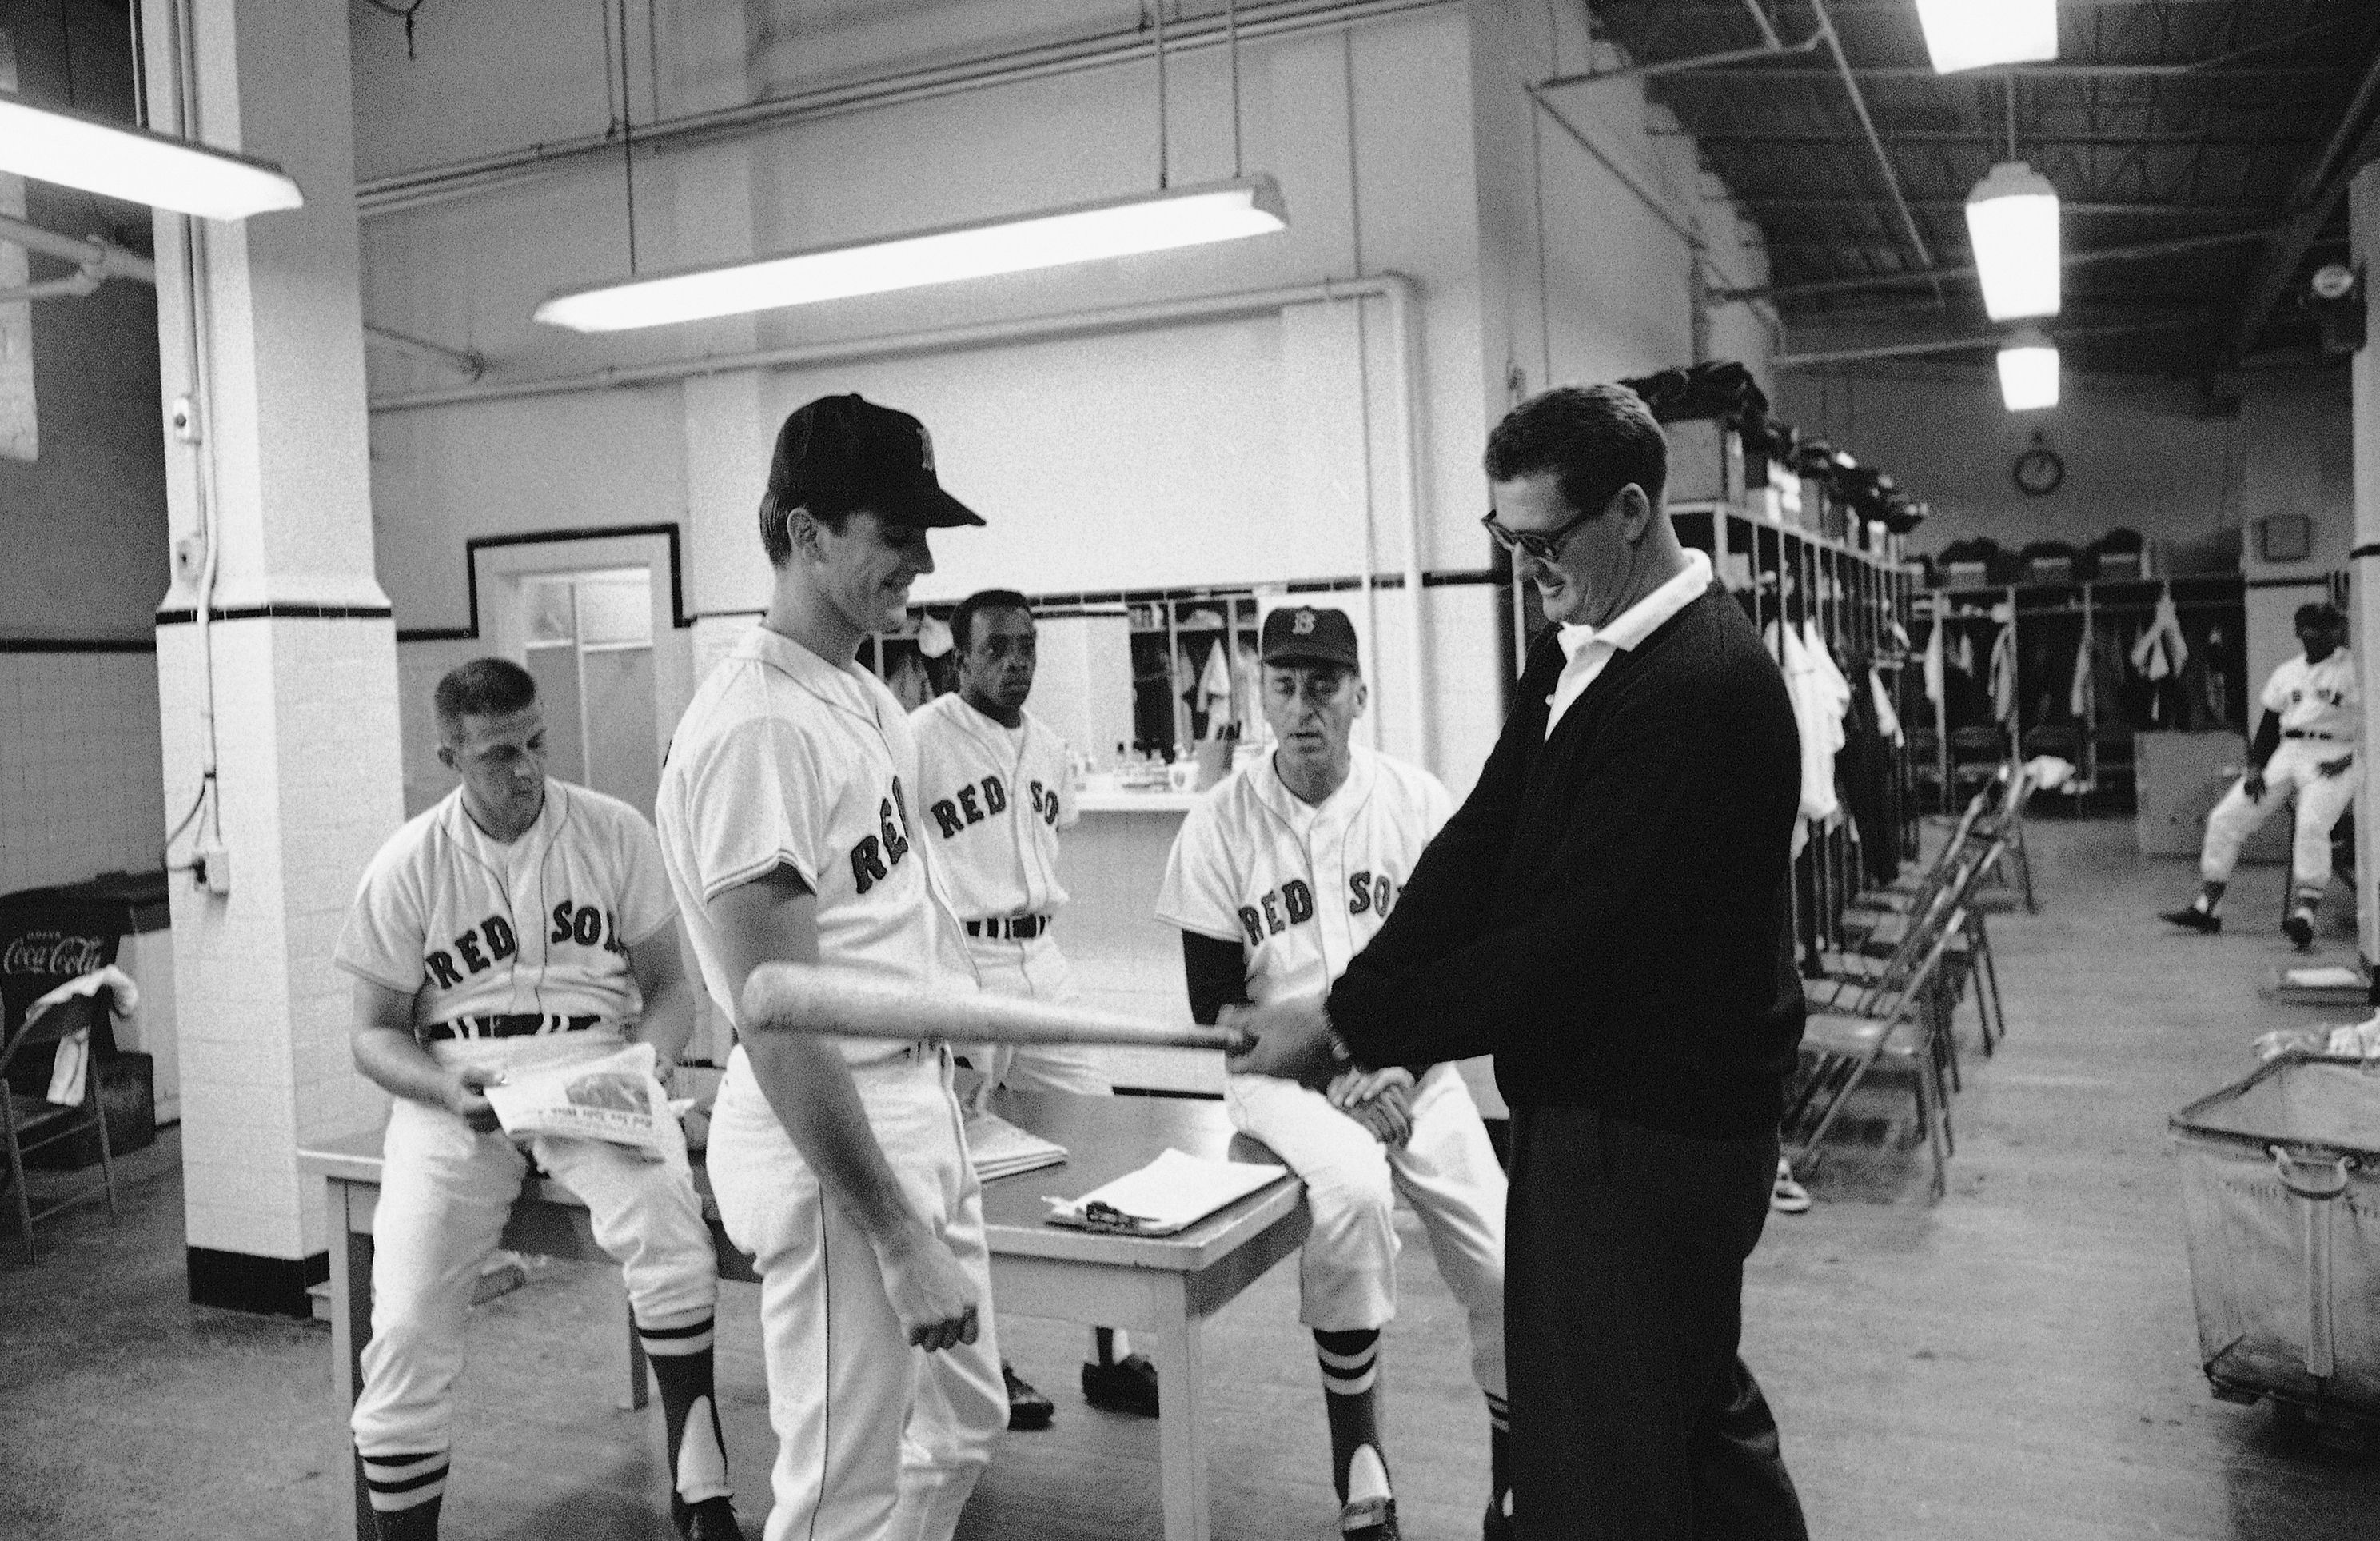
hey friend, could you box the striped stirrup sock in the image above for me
[1314,1327,1386,1503]
[359,1449,447,1539]
[640,1313,731,1504]
[1486,1390,1512,1513]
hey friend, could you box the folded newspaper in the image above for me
[1044,1148,1286,1236]
[963,1109,1068,1182]
[484,1042,679,1156]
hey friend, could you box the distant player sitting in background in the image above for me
[1158,607,1510,1541]
[2162,601,2357,949]
[339,658,741,1541]
[911,588,1161,1427]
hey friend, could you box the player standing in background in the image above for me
[2162,601,2358,948]
[656,393,1004,1541]
[1156,607,1510,1541]
[340,658,742,1541]
[911,589,1162,1428]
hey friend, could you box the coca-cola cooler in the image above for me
[1,869,170,1167]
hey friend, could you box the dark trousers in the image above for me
[1506,1105,1808,1541]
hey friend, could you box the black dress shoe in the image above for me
[2286,912,2316,951]
[1004,1362,1056,1431]
[1081,1351,1161,1417]
[2161,907,2222,934]
[672,1495,747,1541]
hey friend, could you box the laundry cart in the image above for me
[2171,1053,2380,1426]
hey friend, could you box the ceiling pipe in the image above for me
[1806,0,1941,301]
[1537,28,1824,90]
[0,210,483,374]
[1711,224,2284,305]
[357,0,1450,218]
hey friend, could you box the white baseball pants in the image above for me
[2201,739,2357,892]
[705,1044,1005,1541]
[961,933,1110,1096]
[350,1094,718,1459]
[1226,1062,1508,1400]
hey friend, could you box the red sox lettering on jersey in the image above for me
[1158,745,1453,1004]
[336,779,677,1072]
[910,693,1076,924]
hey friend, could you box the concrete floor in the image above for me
[5,816,2380,1539]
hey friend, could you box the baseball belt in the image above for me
[419,1012,601,1044]
[963,915,1049,940]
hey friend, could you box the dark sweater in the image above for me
[1326,583,1806,1137]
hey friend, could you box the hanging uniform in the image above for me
[656,625,1003,1541]
[1155,747,1506,1397]
[2200,649,2360,896]
[335,780,725,1523]
[911,693,1106,1096]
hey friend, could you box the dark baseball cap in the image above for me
[766,393,985,529]
[1261,606,1360,672]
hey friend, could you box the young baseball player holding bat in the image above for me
[339,658,743,1541]
[910,588,1161,1426]
[1156,607,1511,1541]
[656,394,1003,1541]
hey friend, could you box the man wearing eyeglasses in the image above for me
[1227,384,1810,1541]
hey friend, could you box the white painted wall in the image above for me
[356,0,1768,797]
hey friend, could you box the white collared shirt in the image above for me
[1545,548,1713,737]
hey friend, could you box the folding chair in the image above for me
[1790,904,1968,1200]
[0,990,122,1264]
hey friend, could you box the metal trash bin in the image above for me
[2171,1052,2380,1423]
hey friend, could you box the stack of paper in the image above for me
[964,1110,1069,1181]
[1045,1148,1287,1236]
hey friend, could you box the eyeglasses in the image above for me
[1481,502,1599,565]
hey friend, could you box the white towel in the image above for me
[22,965,138,1108]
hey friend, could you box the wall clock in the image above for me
[2012,444,2064,497]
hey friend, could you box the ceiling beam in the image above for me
[1675,65,2350,82]
[1713,225,2283,305]
[2225,42,2380,357]
[1806,0,1938,291]
[1772,315,2213,369]
[1735,197,2276,216]
[1665,130,2317,149]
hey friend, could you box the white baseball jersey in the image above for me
[334,780,675,1076]
[910,693,1076,921]
[656,625,975,1066]
[1157,745,1453,1005]
[2262,651,2359,741]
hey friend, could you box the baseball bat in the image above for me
[740,963,1242,1052]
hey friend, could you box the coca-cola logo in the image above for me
[2,932,112,978]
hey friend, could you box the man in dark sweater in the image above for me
[1230,384,1809,1540]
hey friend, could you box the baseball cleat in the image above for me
[2160,907,2221,935]
[1003,1362,1056,1431]
[1482,1495,1514,1541]
[2285,912,2316,952]
[1341,1495,1401,1539]
[672,1495,747,1541]
[1082,1351,1162,1418]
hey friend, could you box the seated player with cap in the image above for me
[339,657,742,1541]
[1157,607,1512,1541]
[2162,601,2358,948]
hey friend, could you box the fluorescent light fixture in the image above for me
[1916,0,2058,74]
[537,174,1290,333]
[1966,161,2061,321]
[0,90,303,221]
[1997,330,2059,412]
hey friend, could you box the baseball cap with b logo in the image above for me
[767,393,986,529]
[1261,605,1360,672]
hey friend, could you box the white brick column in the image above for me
[144,0,402,1314]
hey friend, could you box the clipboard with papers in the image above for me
[1043,1147,1289,1236]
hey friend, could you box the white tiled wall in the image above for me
[0,650,168,895]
